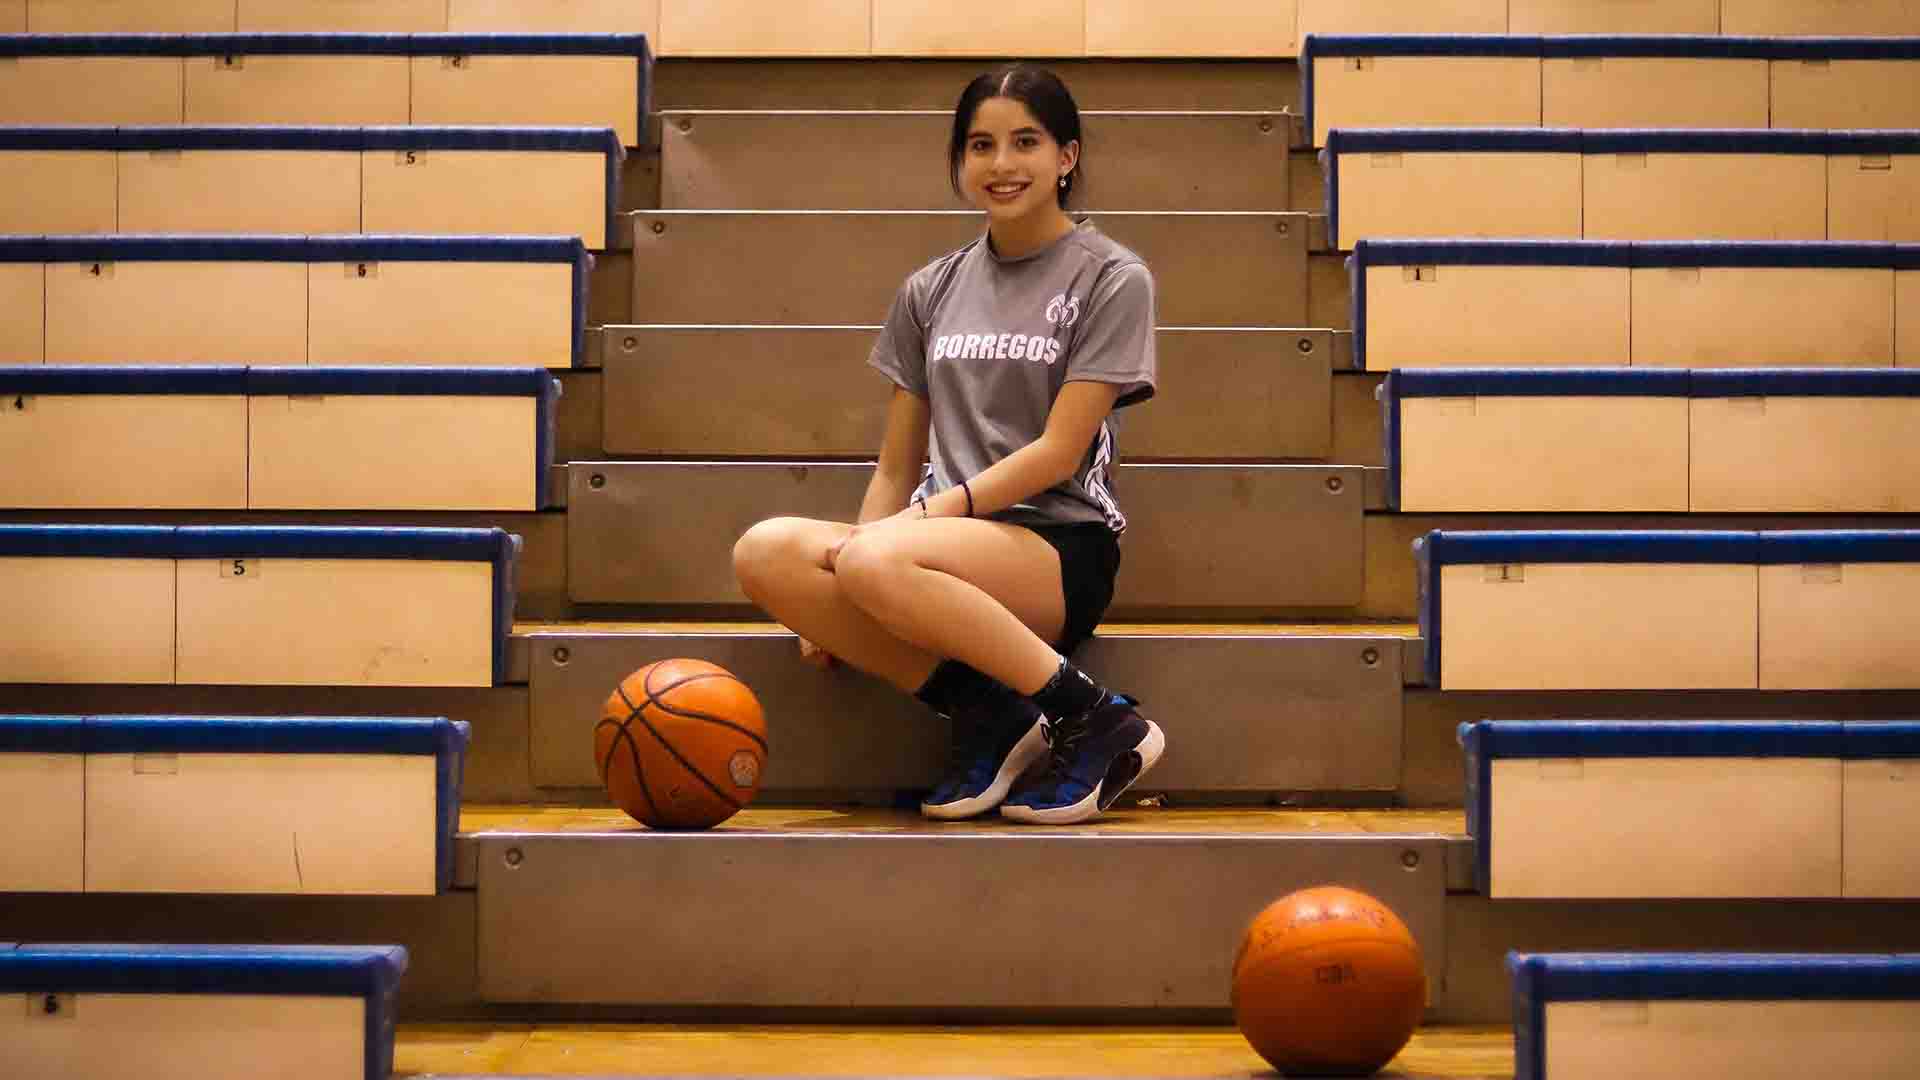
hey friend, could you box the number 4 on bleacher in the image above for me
[220,559,260,583]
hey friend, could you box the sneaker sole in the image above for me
[919,717,1049,821]
[1001,721,1165,826]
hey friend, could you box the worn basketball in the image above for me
[595,658,768,830]
[1230,885,1426,1076]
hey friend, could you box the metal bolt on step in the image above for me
[1401,849,1421,870]
[1259,118,1274,133]
[622,335,638,351]
[552,647,570,667]
[504,847,525,869]
[676,117,693,133]
[1361,647,1380,668]
[1275,221,1290,235]
[650,220,666,235]
[1296,337,1315,354]
[589,473,606,490]
[1326,476,1344,494]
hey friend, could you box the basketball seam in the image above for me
[636,665,745,813]
[609,683,662,822]
[638,670,770,753]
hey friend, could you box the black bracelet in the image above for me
[961,481,974,518]
[914,494,928,518]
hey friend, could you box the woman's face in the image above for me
[958,95,1078,225]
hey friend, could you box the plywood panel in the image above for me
[119,150,362,235]
[0,262,43,362]
[1773,60,1920,131]
[1722,0,1920,36]
[1297,0,1503,36]
[0,993,363,1080]
[1546,1000,1920,1080]
[1631,266,1893,367]
[1543,58,1767,130]
[1510,0,1716,33]
[659,0,863,55]
[1312,56,1537,147]
[1439,562,1757,690]
[1,1,21,31]
[1400,396,1687,512]
[46,261,308,365]
[184,56,410,126]
[308,259,573,368]
[1761,563,1920,690]
[0,58,182,125]
[236,0,445,30]
[87,752,437,893]
[1901,272,1920,368]
[412,54,642,147]
[0,754,83,892]
[250,395,537,511]
[1492,757,1840,898]
[0,395,248,509]
[26,0,231,32]
[872,0,1084,57]
[0,557,174,684]
[1087,0,1299,58]
[453,0,658,33]
[1336,151,1582,250]
[361,149,607,247]
[1363,264,1628,370]
[1846,758,1920,898]
[0,151,117,236]
[1692,397,1920,512]
[1829,155,1920,244]
[176,558,494,686]
[1584,153,1826,242]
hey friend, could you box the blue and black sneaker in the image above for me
[919,695,1049,820]
[1000,694,1165,825]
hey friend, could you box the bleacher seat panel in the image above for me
[1086,0,1298,58]
[46,261,309,365]
[174,557,493,686]
[25,0,231,33]
[1336,151,1583,250]
[1363,264,1630,370]
[658,0,866,55]
[308,259,574,368]
[1845,758,1920,897]
[1760,563,1920,690]
[0,558,174,683]
[86,751,437,893]
[1545,999,1920,1079]
[1,1,19,31]
[119,150,362,235]
[453,0,660,36]
[411,56,641,149]
[870,0,1085,57]
[0,59,182,125]
[360,149,607,248]
[0,394,249,509]
[1297,0,1503,37]
[0,993,365,1080]
[1127,329,1333,458]
[1721,0,1920,37]
[1903,271,1920,366]
[1490,757,1841,899]
[0,150,117,236]
[1691,398,1920,512]
[1509,0,1717,34]
[1439,562,1758,690]
[183,56,410,126]
[1829,154,1920,243]
[1542,59,1769,131]
[235,0,447,32]
[248,394,538,510]
[1312,58,1538,148]
[0,751,83,891]
[1583,153,1827,242]
[1399,396,1687,512]
[0,263,42,360]
[1630,267,1894,367]
[1773,60,1920,131]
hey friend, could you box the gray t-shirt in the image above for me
[868,221,1157,533]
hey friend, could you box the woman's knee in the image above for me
[732,516,814,595]
[831,530,908,606]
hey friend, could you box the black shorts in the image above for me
[1025,521,1122,656]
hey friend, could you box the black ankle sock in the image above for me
[914,659,1001,718]
[1029,656,1108,719]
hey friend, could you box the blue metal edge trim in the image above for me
[303,235,586,263]
[570,246,591,367]
[1326,127,1582,154]
[0,525,178,557]
[1847,721,1920,760]
[1692,368,1920,397]
[1351,238,1634,267]
[493,533,521,685]
[1830,131,1920,156]
[39,234,311,262]
[1348,251,1365,369]
[436,720,472,893]
[1382,371,1400,509]
[1322,145,1339,253]
[0,715,86,753]
[1464,719,1849,759]
[1541,35,1786,59]
[1506,952,1920,1002]
[170,525,513,562]
[1766,38,1920,62]
[1759,530,1920,565]
[84,715,457,755]
[1509,953,1547,1080]
[536,375,561,509]
[0,366,248,395]
[1581,128,1830,155]
[13,235,586,264]
[1423,530,1761,566]
[1302,34,1544,58]
[0,32,650,57]
[1390,368,1688,397]
[1415,531,1440,689]
[1459,721,1491,896]
[1630,240,1895,269]
[243,366,555,397]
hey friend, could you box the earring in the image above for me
[1058,176,1068,189]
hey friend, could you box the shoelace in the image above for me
[1038,711,1090,780]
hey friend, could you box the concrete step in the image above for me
[595,325,1340,459]
[562,461,1365,612]
[659,110,1291,211]
[625,210,1312,326]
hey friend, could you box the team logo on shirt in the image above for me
[1045,293,1082,329]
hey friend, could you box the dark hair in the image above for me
[948,64,1083,208]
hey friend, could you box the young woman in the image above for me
[731,64,1162,825]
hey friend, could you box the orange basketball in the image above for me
[594,658,768,830]
[1231,885,1426,1077]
